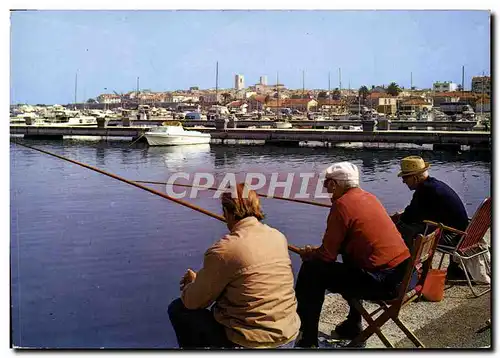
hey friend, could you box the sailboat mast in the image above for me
[136,77,140,105]
[410,72,413,94]
[215,61,219,105]
[461,65,465,93]
[276,72,279,120]
[339,68,342,92]
[328,71,331,119]
[358,85,361,116]
[302,70,305,99]
[481,71,485,117]
[74,72,78,109]
[339,68,342,113]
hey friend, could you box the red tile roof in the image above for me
[283,98,316,105]
[367,92,394,99]
[227,100,244,107]
[250,95,267,103]
[401,98,431,106]
[317,99,342,106]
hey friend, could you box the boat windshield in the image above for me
[150,125,185,133]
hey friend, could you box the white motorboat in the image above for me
[328,125,362,131]
[275,121,292,129]
[144,122,211,146]
[66,115,98,126]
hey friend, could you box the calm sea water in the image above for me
[10,139,491,348]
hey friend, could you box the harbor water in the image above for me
[10,139,491,348]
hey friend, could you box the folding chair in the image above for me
[424,197,491,297]
[346,228,441,348]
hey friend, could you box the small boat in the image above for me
[275,121,292,129]
[144,121,211,146]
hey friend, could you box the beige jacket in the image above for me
[181,217,300,348]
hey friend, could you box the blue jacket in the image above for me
[400,176,469,231]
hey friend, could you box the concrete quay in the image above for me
[10,125,149,139]
[10,125,491,150]
[107,118,480,131]
[318,230,491,349]
[197,128,490,147]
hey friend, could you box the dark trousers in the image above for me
[168,298,235,349]
[168,298,297,349]
[295,258,410,346]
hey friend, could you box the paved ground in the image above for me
[317,231,491,349]
[317,285,491,349]
[395,292,491,348]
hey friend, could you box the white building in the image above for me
[433,81,458,92]
[471,76,491,95]
[165,93,200,103]
[96,94,121,104]
[260,76,268,85]
[235,74,245,90]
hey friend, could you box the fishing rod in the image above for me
[13,141,302,255]
[134,180,331,208]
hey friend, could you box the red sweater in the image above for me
[317,188,410,270]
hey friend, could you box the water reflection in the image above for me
[95,143,106,167]
[147,144,212,171]
[359,152,379,182]
[212,146,241,169]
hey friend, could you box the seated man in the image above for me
[391,156,469,278]
[168,183,300,349]
[295,162,411,347]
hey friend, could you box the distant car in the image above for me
[185,112,207,121]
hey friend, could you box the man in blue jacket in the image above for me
[392,156,469,279]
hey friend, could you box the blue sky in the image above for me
[10,10,490,104]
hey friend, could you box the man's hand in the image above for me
[299,245,317,261]
[180,269,197,291]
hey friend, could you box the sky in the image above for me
[9,9,491,105]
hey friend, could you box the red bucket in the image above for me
[422,269,446,302]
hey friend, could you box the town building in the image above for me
[376,96,398,115]
[235,74,245,90]
[226,100,248,114]
[265,98,318,113]
[164,93,199,103]
[201,93,223,105]
[471,76,491,95]
[433,81,458,92]
[317,99,344,114]
[398,97,433,116]
[96,94,122,104]
[247,95,267,112]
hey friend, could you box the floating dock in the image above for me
[11,124,491,150]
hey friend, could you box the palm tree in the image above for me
[387,82,402,96]
[221,92,232,104]
[358,86,369,104]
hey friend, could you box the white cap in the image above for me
[324,162,360,185]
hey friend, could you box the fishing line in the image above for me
[13,141,302,254]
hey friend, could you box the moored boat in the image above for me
[144,121,211,146]
[275,121,293,129]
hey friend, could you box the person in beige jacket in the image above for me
[168,183,300,349]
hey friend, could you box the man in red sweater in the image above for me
[295,162,411,348]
